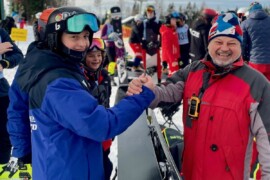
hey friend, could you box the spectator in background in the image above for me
[176,13,190,69]
[159,11,180,76]
[129,14,144,71]
[101,11,117,86]
[189,8,217,62]
[241,1,270,81]
[82,38,113,180]
[0,27,23,164]
[241,2,270,179]
[237,7,248,23]
[138,5,162,82]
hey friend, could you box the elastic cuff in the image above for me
[0,60,9,68]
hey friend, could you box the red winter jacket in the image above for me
[150,56,270,180]
[160,24,180,74]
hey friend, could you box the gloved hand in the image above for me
[0,153,31,178]
[141,40,147,49]
[0,157,19,178]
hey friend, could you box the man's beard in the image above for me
[211,51,239,67]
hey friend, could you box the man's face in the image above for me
[208,36,241,67]
[146,11,154,19]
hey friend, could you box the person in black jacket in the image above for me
[0,28,23,164]
[129,14,144,71]
[138,5,162,82]
[0,16,17,35]
[189,8,217,62]
[82,37,113,179]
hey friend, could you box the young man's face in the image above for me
[85,50,103,71]
[146,11,155,19]
[208,36,241,67]
[61,30,90,52]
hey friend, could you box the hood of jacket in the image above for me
[249,9,268,20]
[192,17,211,31]
[17,46,82,93]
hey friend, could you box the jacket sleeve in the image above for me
[250,81,270,178]
[149,68,187,108]
[7,79,31,158]
[0,28,23,68]
[101,24,109,40]
[42,78,155,142]
[149,63,193,108]
[241,21,251,61]
[202,29,209,57]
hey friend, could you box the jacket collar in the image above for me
[201,53,244,76]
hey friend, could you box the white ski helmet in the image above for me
[237,7,248,18]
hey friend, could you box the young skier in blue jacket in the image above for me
[7,7,154,180]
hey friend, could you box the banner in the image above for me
[10,28,28,41]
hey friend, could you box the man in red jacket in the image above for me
[127,12,270,180]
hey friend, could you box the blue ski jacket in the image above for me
[8,46,155,180]
[241,9,270,63]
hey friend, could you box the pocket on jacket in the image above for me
[222,145,245,180]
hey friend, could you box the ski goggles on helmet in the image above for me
[89,38,106,52]
[66,13,99,33]
[46,13,99,34]
[146,7,155,12]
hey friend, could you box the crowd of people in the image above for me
[0,1,269,180]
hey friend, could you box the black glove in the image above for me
[92,85,110,108]
[142,40,147,49]
[159,102,181,119]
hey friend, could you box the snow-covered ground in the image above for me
[4,25,183,179]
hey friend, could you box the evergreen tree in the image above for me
[166,3,175,15]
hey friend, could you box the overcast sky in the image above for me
[74,0,270,10]
[74,0,270,17]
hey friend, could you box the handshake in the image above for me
[126,74,155,96]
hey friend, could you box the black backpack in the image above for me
[161,126,184,172]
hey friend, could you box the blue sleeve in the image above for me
[7,78,31,158]
[42,78,155,142]
[0,28,23,68]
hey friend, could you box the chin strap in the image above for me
[60,44,87,63]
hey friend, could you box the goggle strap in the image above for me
[45,21,66,34]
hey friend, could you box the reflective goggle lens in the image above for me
[89,38,105,51]
[147,7,154,12]
[67,13,99,33]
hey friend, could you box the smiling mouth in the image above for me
[217,52,231,57]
